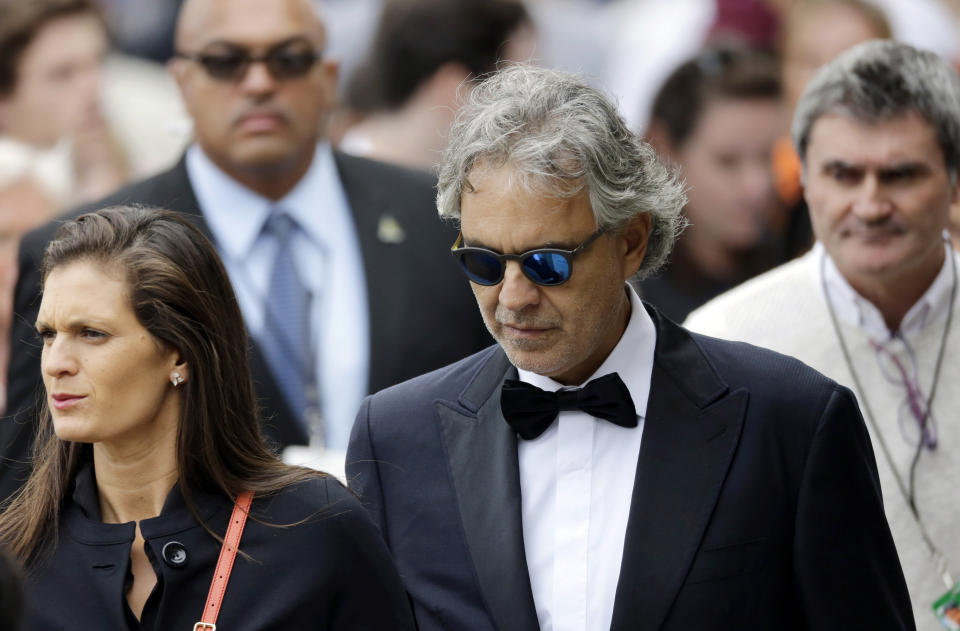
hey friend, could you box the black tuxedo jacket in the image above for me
[4,152,489,500]
[346,307,914,631]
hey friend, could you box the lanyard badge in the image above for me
[934,583,960,629]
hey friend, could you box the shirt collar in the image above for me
[185,142,342,261]
[818,237,957,340]
[517,284,656,419]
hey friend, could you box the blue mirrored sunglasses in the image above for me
[450,227,607,286]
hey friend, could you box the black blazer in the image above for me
[346,306,915,631]
[23,462,416,630]
[3,153,489,500]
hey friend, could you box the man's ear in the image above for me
[167,57,185,85]
[620,213,652,279]
[318,58,340,110]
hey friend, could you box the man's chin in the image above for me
[230,142,302,168]
[500,342,567,377]
[840,248,915,281]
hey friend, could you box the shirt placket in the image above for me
[553,409,595,631]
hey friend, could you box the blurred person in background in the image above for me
[0,0,128,212]
[337,0,535,171]
[640,44,784,322]
[5,0,488,503]
[1,206,415,629]
[0,0,129,415]
[687,40,960,628]
[773,0,891,255]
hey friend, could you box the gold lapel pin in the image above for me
[377,214,406,244]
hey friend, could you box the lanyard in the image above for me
[820,249,957,589]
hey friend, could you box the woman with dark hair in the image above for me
[0,205,415,629]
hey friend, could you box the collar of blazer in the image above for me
[65,455,229,546]
[435,305,747,631]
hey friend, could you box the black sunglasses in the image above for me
[451,227,607,286]
[174,44,320,81]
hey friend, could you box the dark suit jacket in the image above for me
[346,306,914,631]
[24,461,416,630]
[3,152,489,500]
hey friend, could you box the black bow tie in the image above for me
[500,372,638,440]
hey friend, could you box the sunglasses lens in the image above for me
[458,251,503,285]
[523,252,570,285]
[199,53,248,80]
[267,51,317,78]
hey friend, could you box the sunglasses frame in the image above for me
[451,227,607,287]
[173,45,321,81]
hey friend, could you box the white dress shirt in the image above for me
[517,284,655,631]
[818,238,957,341]
[186,142,369,449]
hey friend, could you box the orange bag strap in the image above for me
[193,490,254,631]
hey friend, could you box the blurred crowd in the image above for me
[3,0,960,411]
[1,0,960,625]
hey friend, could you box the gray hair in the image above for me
[792,40,960,173]
[436,64,687,280]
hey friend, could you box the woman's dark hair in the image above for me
[649,43,781,148]
[0,0,104,97]
[0,205,321,567]
[345,0,530,112]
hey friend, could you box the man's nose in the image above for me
[498,261,540,311]
[238,60,278,95]
[851,175,894,222]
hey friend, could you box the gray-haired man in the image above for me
[347,64,912,631]
[687,40,960,628]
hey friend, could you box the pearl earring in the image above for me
[171,372,185,386]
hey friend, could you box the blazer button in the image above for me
[162,541,188,568]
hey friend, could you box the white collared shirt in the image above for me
[517,284,655,631]
[186,142,369,449]
[817,238,957,342]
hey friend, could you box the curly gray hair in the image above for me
[436,64,687,280]
[792,40,960,174]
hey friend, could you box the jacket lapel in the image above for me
[333,152,414,393]
[437,348,541,631]
[610,308,747,631]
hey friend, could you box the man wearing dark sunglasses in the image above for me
[3,0,489,500]
[347,64,912,630]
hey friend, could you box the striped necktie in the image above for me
[261,210,314,425]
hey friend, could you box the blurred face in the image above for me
[678,97,782,251]
[37,261,183,448]
[169,0,338,178]
[0,12,108,147]
[459,165,648,385]
[804,112,957,287]
[783,4,885,114]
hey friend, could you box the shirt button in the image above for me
[162,541,188,568]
